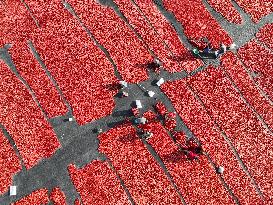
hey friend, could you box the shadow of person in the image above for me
[167,51,197,62]
[162,148,187,163]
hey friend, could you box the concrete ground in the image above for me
[0,0,272,204]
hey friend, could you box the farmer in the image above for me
[184,138,204,160]
[191,37,211,52]
[193,146,204,155]
[154,58,162,67]
[217,166,224,174]
[186,150,199,160]
[187,144,204,160]
[215,43,237,58]
[192,38,219,59]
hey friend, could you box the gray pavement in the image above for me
[0,0,273,204]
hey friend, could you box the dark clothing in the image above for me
[203,47,210,54]
[203,43,212,54]
[195,147,203,154]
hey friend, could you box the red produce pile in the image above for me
[67,0,152,83]
[9,41,68,118]
[131,108,140,117]
[238,40,273,100]
[172,131,186,143]
[206,0,243,24]
[220,52,273,129]
[256,23,273,50]
[235,0,273,23]
[0,130,21,195]
[134,0,203,73]
[154,101,168,116]
[143,121,234,204]
[0,0,36,45]
[161,80,263,204]
[114,0,179,72]
[50,187,67,205]
[25,0,119,125]
[0,0,272,204]
[154,102,177,130]
[98,122,182,205]
[162,0,232,48]
[166,112,176,119]
[142,110,158,122]
[188,66,273,202]
[164,117,177,131]
[144,122,179,158]
[68,160,130,205]
[114,0,202,73]
[11,188,49,205]
[0,61,61,169]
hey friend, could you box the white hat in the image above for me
[156,78,164,86]
[122,91,129,97]
[229,43,236,50]
[217,166,224,174]
[135,100,142,109]
[119,81,128,87]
